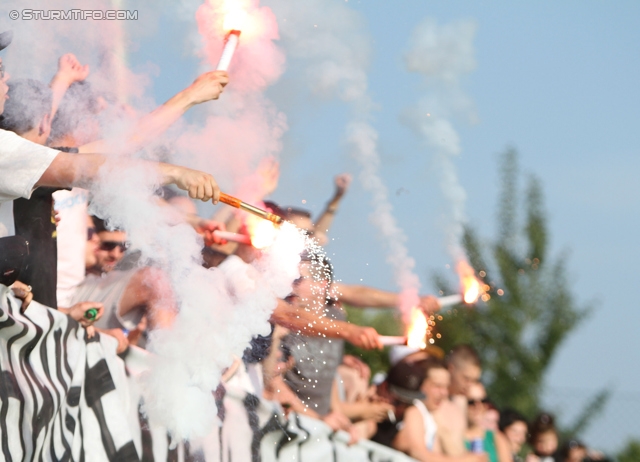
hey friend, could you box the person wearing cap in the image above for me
[392,358,488,462]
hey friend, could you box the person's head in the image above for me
[419,358,450,413]
[49,81,103,146]
[0,79,53,144]
[285,207,314,234]
[446,344,482,396]
[0,31,13,116]
[529,412,559,457]
[85,214,100,269]
[92,216,128,273]
[293,254,334,306]
[559,440,587,462]
[465,381,490,429]
[499,409,529,455]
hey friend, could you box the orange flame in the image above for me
[246,215,278,249]
[406,308,427,349]
[456,260,482,304]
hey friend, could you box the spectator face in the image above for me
[466,382,488,429]
[85,215,100,268]
[0,57,9,115]
[293,262,329,305]
[449,361,481,396]
[503,420,528,455]
[419,367,450,412]
[533,430,559,457]
[95,230,128,273]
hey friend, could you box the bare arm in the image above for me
[333,282,399,308]
[49,53,89,118]
[494,430,513,462]
[313,173,351,245]
[79,71,229,154]
[270,298,382,350]
[395,407,486,462]
[37,152,221,202]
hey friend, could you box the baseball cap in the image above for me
[0,31,13,51]
[386,358,428,403]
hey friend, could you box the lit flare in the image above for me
[406,308,427,349]
[456,260,482,304]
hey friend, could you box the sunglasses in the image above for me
[99,241,129,252]
[467,397,490,406]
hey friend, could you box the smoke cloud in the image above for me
[402,18,478,260]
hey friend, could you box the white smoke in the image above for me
[264,0,421,318]
[89,161,305,439]
[402,18,478,260]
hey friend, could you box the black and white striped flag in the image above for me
[0,285,140,461]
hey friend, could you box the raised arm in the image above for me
[313,173,351,245]
[49,53,90,118]
[79,71,229,154]
[37,152,221,203]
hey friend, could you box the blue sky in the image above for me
[129,0,640,451]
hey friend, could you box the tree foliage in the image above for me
[435,147,605,426]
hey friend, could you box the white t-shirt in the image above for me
[0,129,59,237]
[54,188,89,307]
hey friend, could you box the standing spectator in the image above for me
[464,382,512,462]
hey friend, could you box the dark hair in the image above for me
[499,408,527,433]
[422,357,447,381]
[284,207,312,220]
[0,79,52,135]
[91,215,123,234]
[529,412,557,446]
[263,200,288,220]
[49,81,100,143]
[446,344,481,368]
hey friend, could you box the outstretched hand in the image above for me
[57,53,90,85]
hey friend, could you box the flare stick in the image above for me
[378,336,407,346]
[212,230,252,245]
[216,30,241,71]
[437,294,463,308]
[219,192,283,225]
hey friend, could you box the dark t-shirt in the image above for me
[12,146,78,308]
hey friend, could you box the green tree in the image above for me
[616,438,640,462]
[435,147,607,427]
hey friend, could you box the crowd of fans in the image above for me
[0,30,610,462]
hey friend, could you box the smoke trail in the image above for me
[264,0,420,318]
[402,18,478,260]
